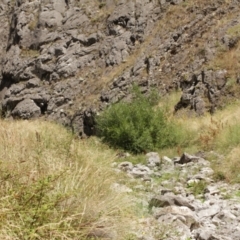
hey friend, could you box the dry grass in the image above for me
[171,97,240,183]
[0,119,132,239]
[215,147,240,183]
[20,49,39,58]
[154,89,240,183]
[210,41,240,77]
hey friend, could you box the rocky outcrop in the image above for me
[114,152,240,240]
[1,0,240,135]
[175,69,227,115]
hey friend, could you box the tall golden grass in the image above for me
[173,97,240,183]
[154,89,240,184]
[0,119,131,239]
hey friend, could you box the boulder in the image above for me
[154,206,199,229]
[146,152,161,167]
[149,194,195,210]
[175,153,200,164]
[118,161,133,172]
[130,164,152,178]
[11,98,41,119]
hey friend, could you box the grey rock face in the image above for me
[175,70,227,115]
[131,164,152,179]
[0,0,240,136]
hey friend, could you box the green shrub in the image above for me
[96,89,189,153]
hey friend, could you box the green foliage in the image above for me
[187,180,207,197]
[96,88,190,153]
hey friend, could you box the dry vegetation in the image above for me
[150,91,240,184]
[0,120,132,239]
[3,0,240,238]
[210,41,240,78]
[1,92,240,239]
[172,96,240,183]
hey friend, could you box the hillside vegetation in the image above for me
[2,0,240,238]
[1,92,240,238]
[96,88,193,153]
[96,89,240,184]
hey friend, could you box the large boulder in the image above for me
[11,98,41,119]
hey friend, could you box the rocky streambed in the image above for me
[113,152,240,240]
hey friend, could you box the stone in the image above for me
[149,194,195,210]
[154,206,199,229]
[118,161,133,172]
[52,0,67,14]
[11,99,41,119]
[26,78,40,88]
[146,152,161,167]
[178,153,200,164]
[130,164,152,178]
[39,10,63,28]
[215,210,236,221]
[162,156,173,164]
[205,185,220,195]
[198,205,221,219]
[195,229,214,240]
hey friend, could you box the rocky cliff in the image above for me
[1,0,240,136]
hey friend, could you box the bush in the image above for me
[96,89,187,153]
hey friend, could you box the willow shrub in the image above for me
[96,90,188,153]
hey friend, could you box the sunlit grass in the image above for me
[0,119,132,239]
[169,97,240,183]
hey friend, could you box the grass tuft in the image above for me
[0,120,131,239]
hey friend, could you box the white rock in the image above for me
[198,205,221,219]
[162,156,173,164]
